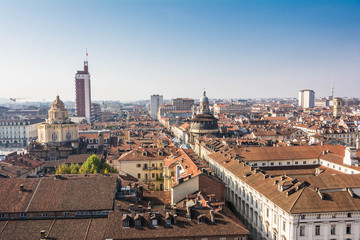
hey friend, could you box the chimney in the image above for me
[40,230,46,239]
[129,204,135,212]
[210,209,215,224]
[186,206,191,220]
[19,184,24,192]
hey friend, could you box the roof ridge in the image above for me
[289,187,305,213]
[25,178,42,212]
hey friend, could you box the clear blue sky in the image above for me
[0,0,359,101]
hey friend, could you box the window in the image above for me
[316,214,321,219]
[20,213,26,218]
[266,208,269,217]
[42,213,48,217]
[51,132,57,142]
[135,219,142,228]
[331,225,336,235]
[300,215,305,220]
[295,161,298,165]
[152,173,155,178]
[287,162,290,165]
[136,164,141,168]
[64,212,70,216]
[300,226,305,236]
[137,173,141,179]
[348,213,352,218]
[283,221,286,231]
[66,131,71,142]
[346,224,351,234]
[123,220,130,228]
[271,162,274,166]
[262,163,266,166]
[0,213,4,218]
[315,225,320,236]
[152,219,158,226]
[303,161,306,164]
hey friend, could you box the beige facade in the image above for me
[119,159,164,190]
[38,96,79,145]
[117,147,177,191]
[333,97,343,118]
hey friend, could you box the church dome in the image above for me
[51,95,66,111]
[200,91,208,103]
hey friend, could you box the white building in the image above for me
[150,94,163,119]
[200,144,360,240]
[0,119,43,148]
[299,89,315,108]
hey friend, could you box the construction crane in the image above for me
[9,97,28,110]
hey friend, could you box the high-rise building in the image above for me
[150,94,163,119]
[298,89,315,108]
[75,61,92,123]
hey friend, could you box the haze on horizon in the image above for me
[0,0,359,102]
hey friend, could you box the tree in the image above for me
[56,164,70,174]
[69,164,80,174]
[56,154,118,175]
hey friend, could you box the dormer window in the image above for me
[165,212,173,226]
[122,214,131,228]
[149,213,158,227]
[134,214,142,228]
[197,214,206,224]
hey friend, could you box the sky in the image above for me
[0,0,359,102]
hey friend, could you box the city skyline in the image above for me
[1,0,359,101]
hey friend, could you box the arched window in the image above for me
[52,132,57,142]
[66,131,71,142]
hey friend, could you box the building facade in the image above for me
[0,119,43,148]
[75,61,92,123]
[299,89,315,109]
[150,94,163,119]
[201,144,360,240]
[172,98,194,111]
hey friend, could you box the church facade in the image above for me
[38,96,79,146]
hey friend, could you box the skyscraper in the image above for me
[150,94,163,119]
[75,60,92,123]
[298,89,315,108]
